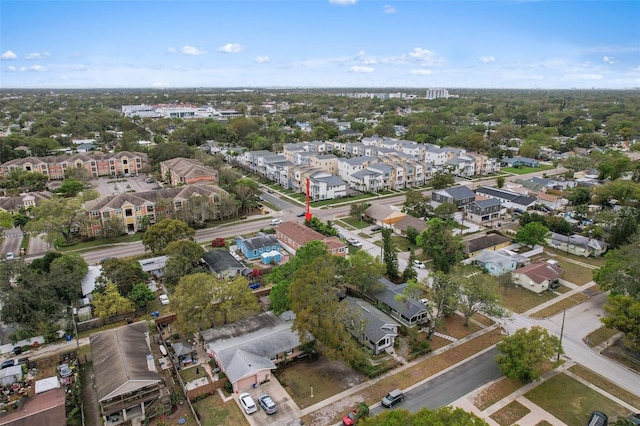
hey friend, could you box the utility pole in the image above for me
[557,308,566,363]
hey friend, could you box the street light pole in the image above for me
[556,308,566,363]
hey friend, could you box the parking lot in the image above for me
[89,174,160,197]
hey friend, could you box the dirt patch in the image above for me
[275,355,368,409]
[473,377,524,411]
[490,400,530,426]
[81,362,101,426]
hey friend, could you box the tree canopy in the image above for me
[496,326,561,383]
[417,218,464,273]
[142,219,195,253]
[360,406,489,426]
[515,221,550,248]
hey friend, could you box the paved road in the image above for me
[370,347,502,417]
[1,228,23,258]
[27,233,50,256]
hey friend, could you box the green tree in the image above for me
[543,216,573,235]
[344,249,385,294]
[402,250,418,283]
[381,228,400,283]
[289,254,363,363]
[360,406,489,426]
[496,176,505,188]
[496,326,561,383]
[173,273,259,335]
[0,211,13,230]
[48,253,88,304]
[403,191,432,218]
[433,202,457,223]
[128,282,157,308]
[57,179,85,197]
[602,295,640,352]
[349,202,370,221]
[92,283,136,318]
[417,218,464,273]
[594,235,640,297]
[431,172,455,190]
[101,215,125,239]
[567,186,592,205]
[63,166,88,182]
[515,221,550,248]
[607,207,640,248]
[405,226,419,245]
[142,219,195,253]
[25,198,88,244]
[268,241,330,314]
[97,258,147,296]
[455,268,507,326]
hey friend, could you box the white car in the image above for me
[270,219,282,226]
[347,238,362,248]
[159,294,170,305]
[5,252,14,261]
[413,260,426,269]
[239,392,258,414]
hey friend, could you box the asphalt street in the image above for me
[0,228,23,258]
[370,347,502,417]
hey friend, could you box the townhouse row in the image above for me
[233,137,500,199]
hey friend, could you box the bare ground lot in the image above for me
[275,355,368,410]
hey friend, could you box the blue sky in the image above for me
[1,0,638,89]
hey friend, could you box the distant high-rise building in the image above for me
[425,88,450,100]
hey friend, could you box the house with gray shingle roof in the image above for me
[474,186,536,212]
[201,311,304,393]
[469,249,527,275]
[235,233,281,260]
[202,249,248,279]
[373,278,428,327]
[546,232,608,257]
[464,198,502,224]
[343,297,400,354]
[432,186,476,208]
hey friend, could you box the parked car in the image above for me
[57,363,73,377]
[5,252,14,261]
[0,360,15,369]
[12,346,22,355]
[342,410,358,426]
[381,389,404,407]
[347,238,362,248]
[297,211,306,217]
[239,393,258,414]
[258,394,277,414]
[628,414,640,426]
[413,260,426,269]
[370,225,382,231]
[159,294,170,305]
[267,189,274,194]
[270,219,282,226]
[588,411,608,426]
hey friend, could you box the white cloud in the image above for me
[181,45,207,56]
[410,69,432,75]
[603,56,616,64]
[20,65,46,72]
[408,47,435,61]
[329,0,357,5]
[71,64,89,71]
[383,5,396,14]
[350,66,374,73]
[6,66,16,72]
[1,50,18,60]
[480,56,496,64]
[25,51,50,60]
[71,51,82,58]
[167,47,177,54]
[218,43,244,54]
[254,56,270,63]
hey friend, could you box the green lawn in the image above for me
[526,373,629,425]
[340,216,372,229]
[179,365,208,383]
[193,395,247,426]
[502,164,554,175]
[495,284,558,314]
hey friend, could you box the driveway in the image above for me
[238,378,301,426]
[90,175,158,197]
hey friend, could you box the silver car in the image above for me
[258,394,277,415]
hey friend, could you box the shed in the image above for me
[35,376,61,394]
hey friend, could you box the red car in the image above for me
[342,410,357,426]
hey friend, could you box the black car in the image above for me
[297,211,306,217]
